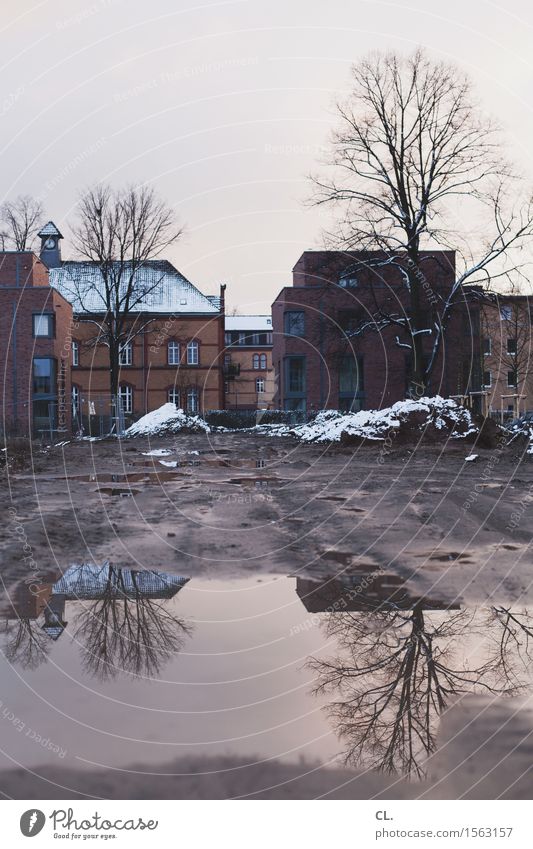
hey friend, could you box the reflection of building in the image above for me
[223,315,275,410]
[296,574,460,613]
[2,564,189,642]
[0,249,73,436]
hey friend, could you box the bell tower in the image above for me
[38,221,63,268]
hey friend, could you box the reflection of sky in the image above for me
[2,0,533,311]
[0,577,340,772]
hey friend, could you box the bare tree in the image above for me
[67,184,183,406]
[312,49,533,394]
[72,566,191,679]
[0,195,44,250]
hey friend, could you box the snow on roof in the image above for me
[225,314,272,331]
[50,260,220,315]
[37,221,63,238]
[53,563,189,600]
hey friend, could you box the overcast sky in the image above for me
[2,0,533,311]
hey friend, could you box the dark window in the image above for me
[508,371,517,388]
[284,311,305,337]
[501,306,512,321]
[33,358,56,395]
[224,332,231,346]
[339,355,364,412]
[483,370,492,388]
[33,313,55,338]
[285,356,305,394]
[483,337,491,355]
[507,338,517,354]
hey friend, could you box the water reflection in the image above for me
[1,564,191,679]
[301,575,533,780]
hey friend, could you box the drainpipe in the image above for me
[12,300,18,433]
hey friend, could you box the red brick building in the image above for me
[44,224,225,428]
[224,315,275,409]
[0,251,73,437]
[272,250,481,413]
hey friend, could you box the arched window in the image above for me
[187,387,199,414]
[260,354,267,369]
[252,354,260,369]
[168,387,180,407]
[168,341,180,365]
[187,340,199,365]
[119,384,133,414]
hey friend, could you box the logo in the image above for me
[20,810,46,837]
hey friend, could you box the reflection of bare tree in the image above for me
[309,604,520,779]
[73,566,191,679]
[1,618,50,669]
[486,606,533,686]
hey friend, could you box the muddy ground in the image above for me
[1,432,533,800]
[2,432,532,605]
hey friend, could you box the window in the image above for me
[187,340,199,365]
[284,311,305,337]
[238,332,246,345]
[187,387,199,413]
[482,337,491,356]
[32,313,54,338]
[251,333,260,345]
[224,332,232,346]
[260,353,267,369]
[483,371,492,388]
[72,340,79,367]
[339,355,364,411]
[119,384,133,414]
[256,378,265,393]
[285,356,305,394]
[253,354,260,369]
[338,274,358,289]
[507,371,517,388]
[119,342,133,366]
[33,358,56,395]
[168,387,180,407]
[224,353,232,365]
[501,306,512,321]
[71,385,81,418]
[168,341,180,365]
[507,338,517,355]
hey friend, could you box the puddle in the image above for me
[1,569,532,796]
[97,487,140,497]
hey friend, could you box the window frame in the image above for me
[118,383,133,414]
[284,310,305,337]
[482,337,491,356]
[256,378,265,394]
[507,371,518,388]
[119,341,133,366]
[187,386,199,414]
[284,355,306,397]
[167,387,181,407]
[72,340,79,367]
[186,339,199,366]
[32,313,55,339]
[32,357,57,397]
[483,370,492,388]
[167,340,181,365]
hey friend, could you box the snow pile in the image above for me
[259,397,477,444]
[125,403,210,437]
